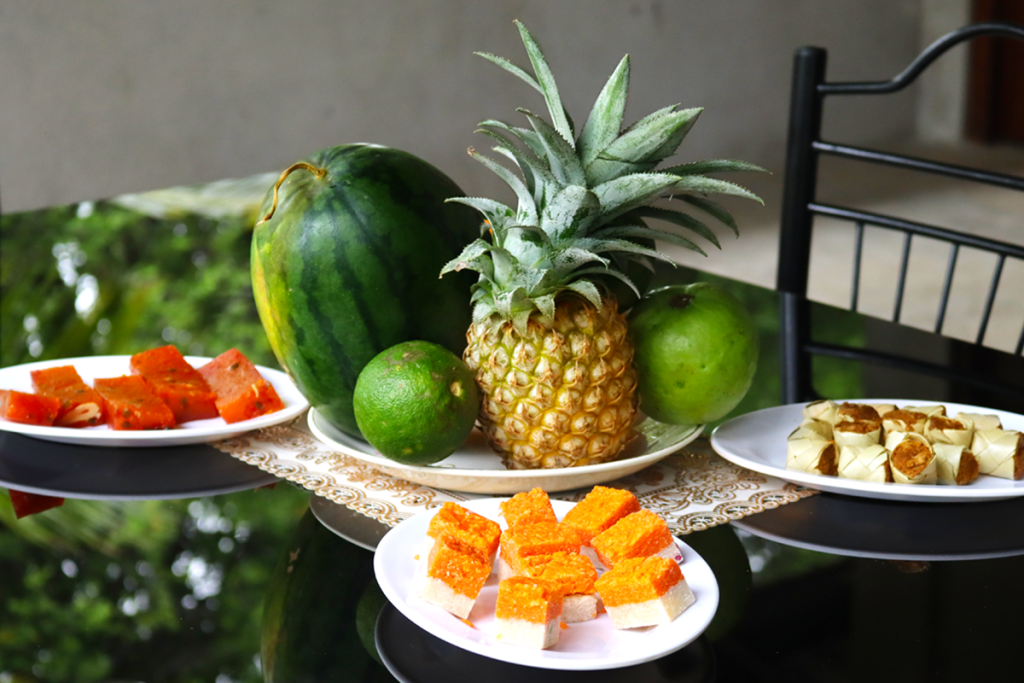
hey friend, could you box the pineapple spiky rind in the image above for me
[442,20,765,468]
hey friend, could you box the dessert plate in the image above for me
[711,399,1024,503]
[372,498,719,671]
[308,408,702,495]
[0,355,308,447]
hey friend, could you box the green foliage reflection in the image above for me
[1,193,274,370]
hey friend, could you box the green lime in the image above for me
[629,283,759,425]
[353,340,480,465]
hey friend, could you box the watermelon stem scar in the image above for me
[256,162,328,226]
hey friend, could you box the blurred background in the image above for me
[0,0,1016,211]
[2,0,1021,307]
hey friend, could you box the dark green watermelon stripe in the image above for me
[330,182,414,344]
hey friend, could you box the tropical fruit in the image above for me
[629,283,759,425]
[440,21,764,469]
[250,144,480,439]
[353,341,480,465]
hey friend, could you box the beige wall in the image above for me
[1,0,927,213]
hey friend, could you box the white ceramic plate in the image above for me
[0,355,308,447]
[711,399,1024,503]
[308,408,703,494]
[373,498,719,671]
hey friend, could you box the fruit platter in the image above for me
[249,21,765,479]
[309,407,703,494]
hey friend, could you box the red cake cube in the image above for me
[94,376,176,430]
[30,365,106,427]
[198,348,284,423]
[0,389,61,426]
[130,345,219,424]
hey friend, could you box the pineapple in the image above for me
[442,21,764,469]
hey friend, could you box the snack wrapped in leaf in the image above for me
[837,444,891,483]
[971,429,1024,480]
[886,432,937,485]
[933,443,980,486]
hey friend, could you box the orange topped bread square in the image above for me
[416,535,493,620]
[495,576,564,649]
[495,576,565,623]
[500,521,581,568]
[93,376,176,430]
[131,345,219,423]
[427,502,501,560]
[518,550,599,623]
[500,488,557,530]
[0,389,61,426]
[591,509,677,569]
[197,348,285,424]
[560,485,640,546]
[595,556,695,629]
[30,365,106,427]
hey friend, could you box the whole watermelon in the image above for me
[251,144,480,439]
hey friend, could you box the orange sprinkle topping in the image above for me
[460,618,476,629]
[517,551,597,594]
[500,488,557,529]
[595,556,682,608]
[500,522,580,565]
[495,576,564,624]
[561,486,640,546]
[428,502,501,560]
[560,621,568,630]
[591,509,674,568]
[425,537,492,598]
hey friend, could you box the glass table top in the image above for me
[3,179,1023,682]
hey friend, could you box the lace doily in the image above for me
[212,413,816,535]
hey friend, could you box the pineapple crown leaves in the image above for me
[441,19,767,334]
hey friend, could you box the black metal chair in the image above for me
[777,22,1024,407]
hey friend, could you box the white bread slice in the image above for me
[416,574,476,619]
[563,593,597,623]
[494,615,560,649]
[604,578,695,629]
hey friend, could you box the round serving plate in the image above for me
[0,355,308,448]
[711,399,1024,503]
[373,498,719,671]
[308,408,703,495]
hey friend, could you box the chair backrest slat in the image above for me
[813,141,1024,191]
[810,203,1024,257]
[935,243,959,334]
[977,254,1006,345]
[850,221,865,311]
[893,231,913,323]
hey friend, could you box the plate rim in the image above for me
[710,398,1024,503]
[308,407,703,482]
[730,518,1024,562]
[0,354,309,447]
[372,498,720,671]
